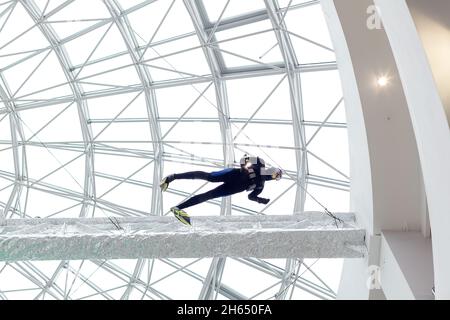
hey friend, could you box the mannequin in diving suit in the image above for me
[160,155,282,225]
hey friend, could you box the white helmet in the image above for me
[261,167,283,181]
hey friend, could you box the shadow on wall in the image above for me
[407,0,450,121]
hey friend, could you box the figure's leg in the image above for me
[173,171,210,180]
[173,168,238,182]
[161,168,239,192]
[207,168,239,183]
[160,171,209,192]
[171,184,235,226]
[171,181,244,226]
[171,207,192,226]
[176,183,237,210]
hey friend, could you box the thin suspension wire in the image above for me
[270,258,322,300]
[10,105,123,230]
[125,10,343,227]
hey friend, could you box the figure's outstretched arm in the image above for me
[248,188,270,205]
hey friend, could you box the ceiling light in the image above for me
[377,76,389,87]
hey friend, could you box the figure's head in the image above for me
[272,168,283,181]
[261,167,283,181]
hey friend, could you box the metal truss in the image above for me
[21,0,96,219]
[0,0,350,300]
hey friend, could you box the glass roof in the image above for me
[0,0,349,300]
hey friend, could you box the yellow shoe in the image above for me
[160,175,173,192]
[171,207,191,226]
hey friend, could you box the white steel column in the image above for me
[183,0,235,300]
[264,0,308,300]
[103,0,164,301]
[103,0,164,217]
[21,0,96,218]
[0,76,28,223]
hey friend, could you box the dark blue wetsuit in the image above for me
[173,166,272,210]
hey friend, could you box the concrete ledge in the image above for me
[0,212,366,261]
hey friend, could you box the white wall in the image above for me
[406,0,450,120]
[375,0,450,299]
[321,0,429,299]
[380,231,434,300]
[324,0,424,235]
[320,0,374,235]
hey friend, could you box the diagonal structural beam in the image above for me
[21,0,96,218]
[103,0,164,217]
[184,0,236,300]
[103,0,165,300]
[0,213,365,261]
[0,74,28,224]
[264,0,307,300]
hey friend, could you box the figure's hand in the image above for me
[258,198,270,205]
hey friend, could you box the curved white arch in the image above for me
[322,0,441,300]
[375,0,450,299]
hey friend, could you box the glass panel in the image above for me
[0,3,48,55]
[214,20,283,69]
[0,0,349,301]
[87,92,148,119]
[306,127,350,179]
[18,103,83,143]
[156,82,217,118]
[278,0,316,8]
[3,51,73,104]
[301,70,344,122]
[202,0,266,23]
[283,4,337,64]
[304,184,350,212]
[116,0,150,11]
[126,0,195,46]
[45,0,111,39]
[24,188,83,219]
[144,47,211,82]
[227,75,291,120]
[221,259,282,298]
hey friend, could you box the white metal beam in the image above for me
[21,0,96,218]
[0,213,365,261]
[103,0,164,217]
[184,0,236,300]
[264,0,307,299]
